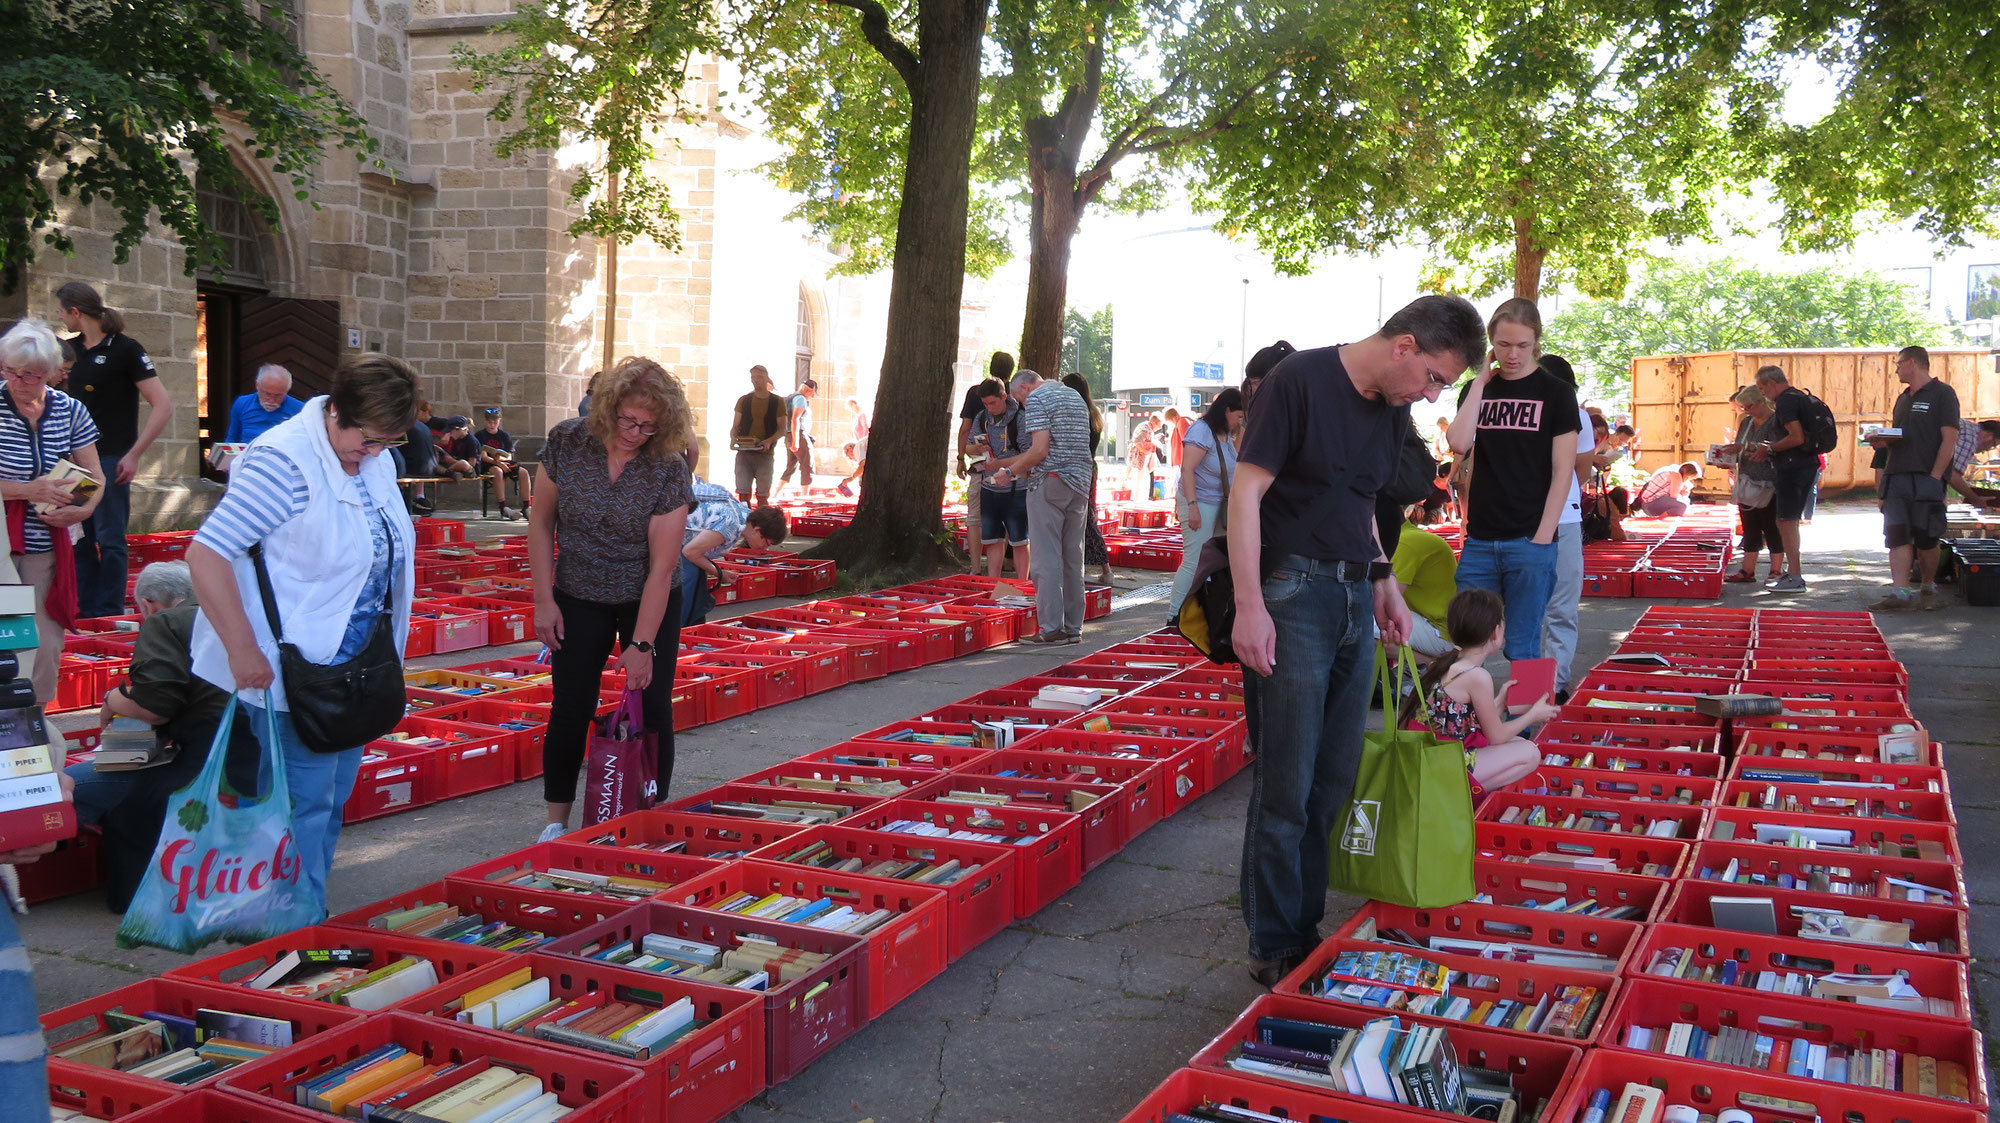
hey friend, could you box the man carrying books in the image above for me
[1227,296,1485,987]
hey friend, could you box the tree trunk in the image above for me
[805,0,989,581]
[1018,153,1085,380]
[1512,213,1546,303]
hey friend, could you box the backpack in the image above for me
[1797,389,1839,455]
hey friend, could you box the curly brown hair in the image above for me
[586,356,691,459]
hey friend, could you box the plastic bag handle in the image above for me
[1376,644,1430,734]
[180,691,291,808]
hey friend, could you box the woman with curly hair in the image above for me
[528,357,694,841]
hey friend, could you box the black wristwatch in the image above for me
[630,640,656,656]
[1368,561,1394,582]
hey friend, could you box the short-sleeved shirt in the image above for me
[444,434,479,462]
[1558,406,1592,526]
[67,332,156,452]
[194,447,393,660]
[1639,467,1686,506]
[1951,425,1978,474]
[1736,414,1777,482]
[0,386,100,553]
[225,394,304,444]
[1458,370,1582,541]
[1180,419,1236,505]
[1019,381,1094,494]
[1236,345,1402,564]
[401,421,435,476]
[1872,379,1961,476]
[1391,523,1457,631]
[973,400,1028,494]
[1769,387,1819,470]
[684,479,748,560]
[958,386,988,422]
[474,427,516,457]
[787,394,813,437]
[541,418,693,604]
[125,602,232,729]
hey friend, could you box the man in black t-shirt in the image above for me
[1865,347,1960,610]
[1445,300,1580,661]
[58,283,174,618]
[1752,365,1817,590]
[1227,295,1485,987]
[955,352,1015,570]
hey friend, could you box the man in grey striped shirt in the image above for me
[994,369,1094,644]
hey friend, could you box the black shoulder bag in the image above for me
[249,521,407,753]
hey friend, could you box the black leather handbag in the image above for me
[249,529,406,754]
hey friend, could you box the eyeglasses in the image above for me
[615,416,659,436]
[1424,367,1452,389]
[0,364,46,381]
[359,433,409,450]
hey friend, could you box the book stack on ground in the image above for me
[769,838,978,886]
[430,966,702,1061]
[368,901,567,951]
[705,889,897,935]
[292,1049,572,1120]
[53,1006,291,1085]
[1220,1012,1535,1118]
[574,929,828,990]
[0,623,76,853]
[239,950,440,1011]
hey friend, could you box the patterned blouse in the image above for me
[541,418,693,604]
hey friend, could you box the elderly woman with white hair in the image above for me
[0,318,107,704]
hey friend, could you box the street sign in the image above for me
[1192,362,1224,382]
[1207,362,1225,381]
[1138,393,1171,407]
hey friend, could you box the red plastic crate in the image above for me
[541,901,868,1085]
[1276,936,1622,1044]
[342,739,436,823]
[911,702,1057,730]
[1330,899,1641,972]
[1549,1045,1983,1123]
[324,879,632,950]
[1718,778,1953,823]
[393,952,762,1123]
[1470,858,1671,923]
[683,652,808,710]
[971,746,1161,849]
[1476,822,1690,879]
[1520,765,1721,806]
[43,978,364,1091]
[1733,712,1926,739]
[410,599,488,652]
[1099,692,1244,724]
[662,859,947,1018]
[46,1064,181,1120]
[1705,805,1959,861]
[805,625,919,675]
[1186,993,1584,1118]
[794,738,994,774]
[164,924,503,1002]
[1572,668,1741,697]
[1601,979,1987,1109]
[852,797,1083,918]
[1632,567,1725,599]
[1638,606,1756,626]
[751,824,1015,962]
[678,666,755,723]
[1580,570,1633,597]
[734,760,940,802]
[453,595,535,645]
[1535,720,1724,761]
[400,667,533,699]
[1687,839,1963,907]
[567,808,810,858]
[805,632,889,681]
[1068,709,1247,790]
[739,639,850,695]
[1121,1067,1493,1123]
[661,782,884,824]
[1627,921,1970,1022]
[1727,753,1949,796]
[1011,727,1206,813]
[14,830,101,904]
[453,697,551,781]
[1480,791,1708,840]
[447,842,725,903]
[388,716,514,800]
[1746,658,1908,687]
[1552,697,1720,731]
[217,1011,644,1121]
[923,769,1130,871]
[1733,725,1941,767]
[1662,878,1968,959]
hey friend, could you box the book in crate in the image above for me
[52,1006,292,1085]
[427,966,703,1061]
[1694,855,1957,907]
[568,929,830,991]
[1706,818,1949,862]
[1465,890,1646,922]
[706,888,896,935]
[1492,803,1687,838]
[367,900,566,951]
[1620,1022,1971,1102]
[769,837,981,886]
[1639,946,1957,1018]
[1219,1012,1538,1118]
[873,813,1044,847]
[1302,956,1606,1042]
[1349,915,1621,974]
[292,1050,568,1119]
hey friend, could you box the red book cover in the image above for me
[0,798,76,851]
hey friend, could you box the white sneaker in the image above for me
[536,821,569,843]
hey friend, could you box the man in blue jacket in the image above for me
[224,364,304,445]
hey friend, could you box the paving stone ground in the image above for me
[24,499,1997,1121]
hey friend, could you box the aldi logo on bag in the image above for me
[1338,800,1380,857]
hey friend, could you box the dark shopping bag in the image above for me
[117,694,323,952]
[584,689,658,826]
[1327,647,1475,908]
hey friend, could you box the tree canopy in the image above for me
[0,0,377,290]
[1549,258,1947,404]
[1063,303,1112,398]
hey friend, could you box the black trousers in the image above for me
[543,586,683,805]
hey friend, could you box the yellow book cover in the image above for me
[457,967,534,1012]
[322,1052,425,1113]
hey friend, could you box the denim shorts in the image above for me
[979,486,1029,545]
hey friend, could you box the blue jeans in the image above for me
[245,704,362,920]
[1241,556,1375,962]
[679,557,715,626]
[0,907,45,1108]
[1456,537,1558,660]
[76,447,132,618]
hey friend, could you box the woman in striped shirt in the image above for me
[0,319,108,706]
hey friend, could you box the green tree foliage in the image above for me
[1549,258,1947,404]
[455,0,717,250]
[0,0,378,290]
[1062,303,1112,398]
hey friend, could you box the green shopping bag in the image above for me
[1327,646,1476,908]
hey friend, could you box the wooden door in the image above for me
[236,296,342,401]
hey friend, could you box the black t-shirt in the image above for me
[424,416,453,435]
[1770,387,1818,470]
[1236,345,1403,563]
[475,427,516,455]
[1873,379,1961,476]
[958,386,985,421]
[1460,370,1581,541]
[402,421,436,474]
[445,434,479,461]
[68,332,157,452]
